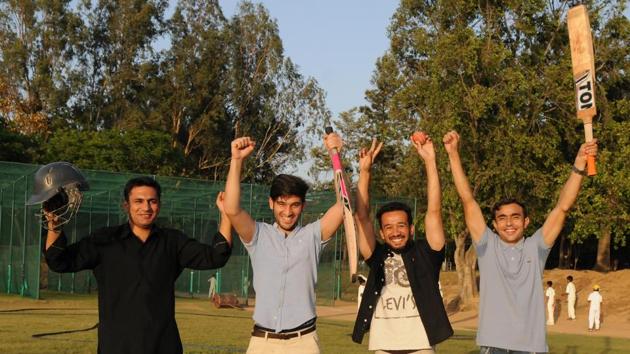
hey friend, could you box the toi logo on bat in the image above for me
[575,70,595,111]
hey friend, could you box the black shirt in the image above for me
[352,239,453,346]
[45,223,231,354]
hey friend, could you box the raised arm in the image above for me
[44,213,63,251]
[411,132,445,251]
[44,213,99,272]
[320,132,345,241]
[542,140,597,247]
[443,131,486,242]
[215,191,232,247]
[355,138,383,259]
[224,137,256,243]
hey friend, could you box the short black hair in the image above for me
[492,198,528,219]
[547,280,553,286]
[567,275,573,282]
[376,202,413,229]
[269,174,309,202]
[124,177,161,202]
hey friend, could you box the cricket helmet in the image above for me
[593,284,600,291]
[27,162,89,230]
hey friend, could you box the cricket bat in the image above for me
[567,4,597,176]
[325,127,359,283]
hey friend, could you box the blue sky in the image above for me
[218,0,399,119]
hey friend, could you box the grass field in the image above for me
[1,292,629,353]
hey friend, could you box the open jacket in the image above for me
[352,239,453,345]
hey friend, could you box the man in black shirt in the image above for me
[43,176,232,354]
[352,134,452,352]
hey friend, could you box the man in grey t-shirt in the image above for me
[443,131,597,353]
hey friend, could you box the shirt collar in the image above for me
[384,239,414,257]
[118,222,161,240]
[498,235,525,250]
[272,222,302,238]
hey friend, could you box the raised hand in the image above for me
[574,139,598,167]
[44,211,61,232]
[359,138,383,172]
[215,191,226,214]
[411,131,436,161]
[324,132,343,153]
[231,137,256,160]
[442,130,460,155]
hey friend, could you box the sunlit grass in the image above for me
[1,292,629,353]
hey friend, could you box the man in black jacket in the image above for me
[40,173,232,354]
[352,133,453,353]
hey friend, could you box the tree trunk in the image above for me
[454,229,477,309]
[593,225,611,272]
[558,233,571,269]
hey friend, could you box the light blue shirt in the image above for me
[475,227,551,352]
[244,220,327,332]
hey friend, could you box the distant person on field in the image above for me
[223,133,344,354]
[351,133,453,353]
[208,273,217,298]
[545,281,555,325]
[444,130,597,353]
[357,274,367,309]
[565,275,576,320]
[587,285,603,331]
[35,168,232,354]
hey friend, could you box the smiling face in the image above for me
[379,210,414,250]
[269,195,304,234]
[492,203,530,244]
[124,186,160,230]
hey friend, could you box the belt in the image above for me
[251,325,316,340]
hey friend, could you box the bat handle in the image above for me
[587,155,596,176]
[583,121,596,176]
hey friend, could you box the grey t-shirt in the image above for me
[475,227,551,352]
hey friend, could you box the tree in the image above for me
[69,0,167,130]
[0,0,81,138]
[225,1,331,183]
[334,0,629,308]
[570,2,630,270]
[155,0,231,178]
[39,129,184,175]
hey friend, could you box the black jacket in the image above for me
[352,239,453,345]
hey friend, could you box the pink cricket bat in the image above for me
[325,127,359,282]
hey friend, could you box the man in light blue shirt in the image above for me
[444,130,597,353]
[224,135,344,354]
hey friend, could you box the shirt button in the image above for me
[368,305,372,309]
[364,319,367,322]
[374,291,379,295]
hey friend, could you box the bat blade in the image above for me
[326,126,359,282]
[335,170,359,282]
[567,4,597,175]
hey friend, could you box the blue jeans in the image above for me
[479,346,545,354]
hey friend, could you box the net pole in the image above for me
[19,176,29,296]
[8,181,16,294]
[70,210,78,294]
[106,191,111,227]
[87,196,93,294]
[0,188,5,293]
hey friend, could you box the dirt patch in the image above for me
[315,269,630,339]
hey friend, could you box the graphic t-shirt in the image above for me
[368,253,431,351]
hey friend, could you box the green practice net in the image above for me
[0,161,419,305]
